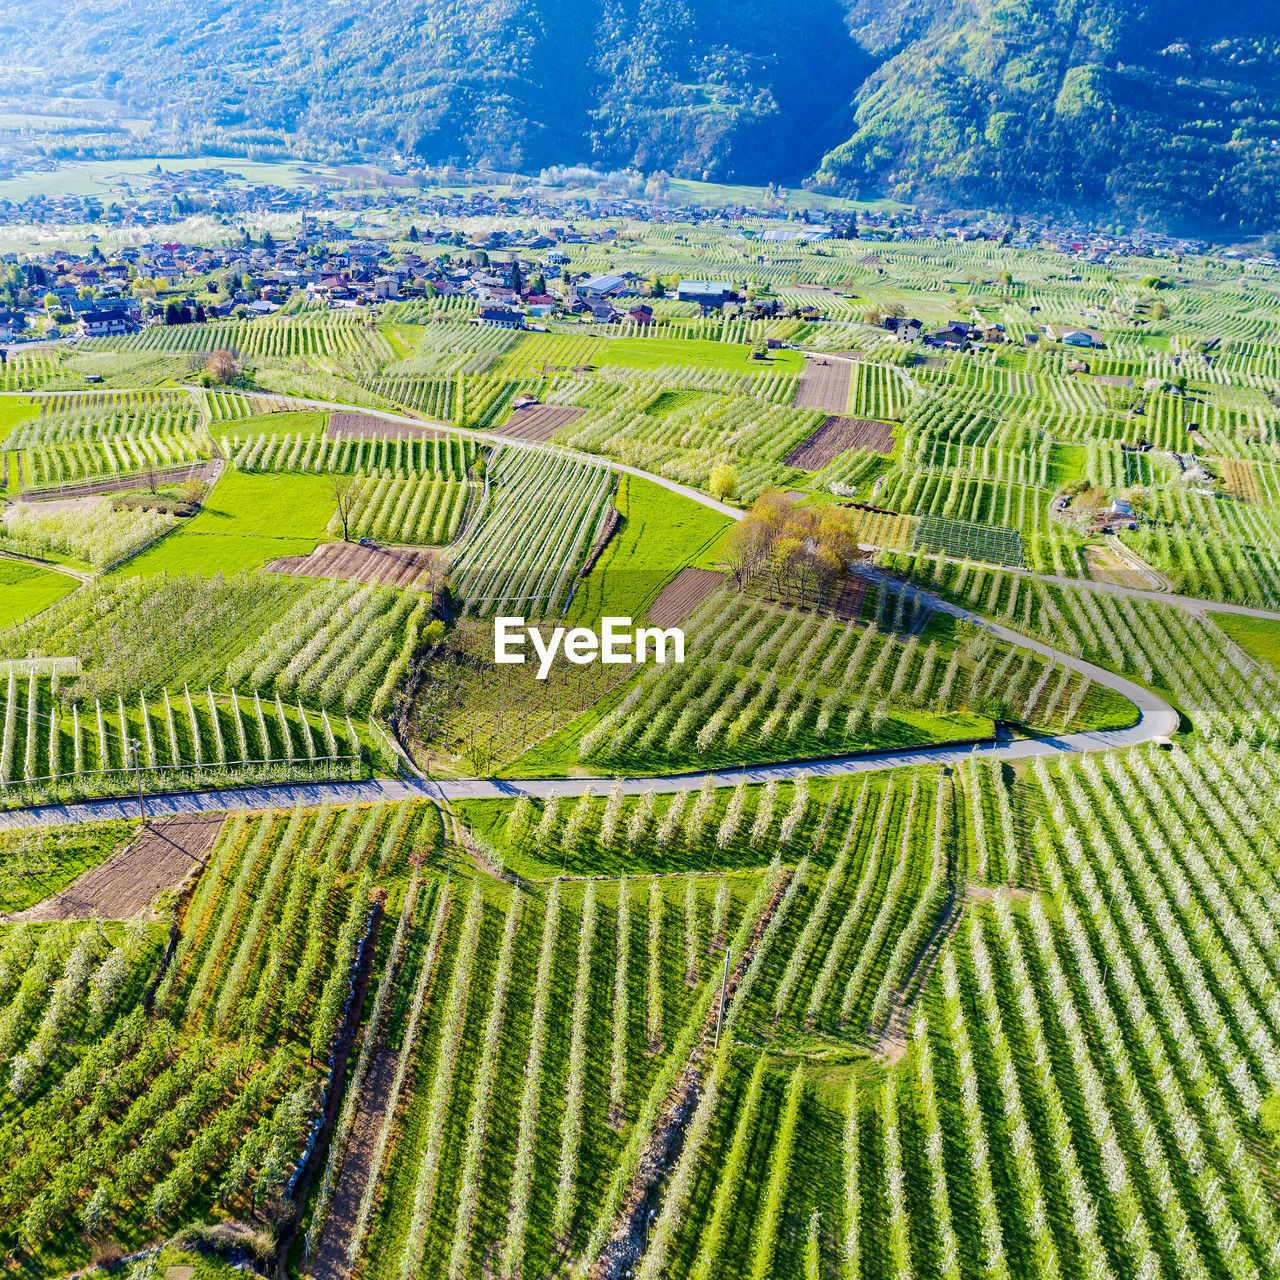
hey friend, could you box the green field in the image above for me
[596,337,805,375]
[1210,611,1280,672]
[188,470,338,540]
[0,819,138,913]
[119,531,321,577]
[565,474,732,625]
[0,398,36,436]
[116,469,336,576]
[0,557,80,625]
[229,409,329,438]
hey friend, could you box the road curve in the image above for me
[0,381,1186,833]
[0,574,1179,831]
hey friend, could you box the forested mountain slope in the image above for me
[1,0,1277,229]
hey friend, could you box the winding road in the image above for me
[0,570,1179,831]
[0,376,1256,834]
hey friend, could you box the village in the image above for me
[3,157,1272,349]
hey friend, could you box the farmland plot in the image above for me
[451,446,613,615]
[783,415,895,468]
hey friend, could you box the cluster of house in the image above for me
[880,314,1107,350]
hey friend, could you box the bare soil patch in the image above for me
[266,540,437,588]
[491,403,586,442]
[793,359,852,413]
[826,574,869,622]
[3,495,105,523]
[647,567,724,628]
[1084,543,1159,591]
[784,415,894,468]
[327,411,444,439]
[1094,374,1134,388]
[2,813,223,922]
[1220,457,1260,502]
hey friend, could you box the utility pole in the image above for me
[714,946,732,1050]
[129,738,147,824]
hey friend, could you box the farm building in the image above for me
[1048,325,1106,347]
[577,273,627,298]
[676,279,735,307]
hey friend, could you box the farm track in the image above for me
[306,1049,398,1280]
[0,812,223,920]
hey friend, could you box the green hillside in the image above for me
[0,0,1277,228]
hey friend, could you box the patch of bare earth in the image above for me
[305,1050,398,1280]
[3,495,106,523]
[647,567,724,627]
[491,403,586,442]
[265,541,437,588]
[793,358,853,413]
[2,813,223,923]
[1083,544,1158,590]
[1220,458,1260,502]
[783,415,895,468]
[328,411,445,439]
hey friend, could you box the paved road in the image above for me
[2,386,740,521]
[0,576,1178,831]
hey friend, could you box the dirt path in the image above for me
[1,813,223,922]
[306,1049,399,1280]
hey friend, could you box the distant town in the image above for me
[1,162,1276,349]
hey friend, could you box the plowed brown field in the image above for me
[491,404,586,442]
[793,358,852,412]
[784,416,894,468]
[266,540,438,587]
[648,567,724,627]
[2,813,223,922]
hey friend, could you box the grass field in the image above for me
[119,531,321,577]
[229,409,329,437]
[117,469,335,576]
[0,398,36,435]
[1210,611,1280,672]
[187,470,338,540]
[0,818,138,913]
[595,337,806,376]
[0,557,80,625]
[565,474,732,625]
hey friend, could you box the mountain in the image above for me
[1,0,1277,230]
[816,1,1280,233]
